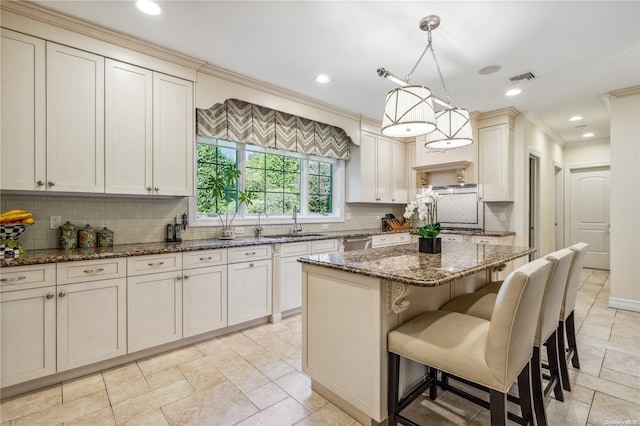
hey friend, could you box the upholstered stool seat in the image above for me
[388,258,551,426]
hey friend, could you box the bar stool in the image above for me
[440,248,575,426]
[557,242,589,391]
[387,258,551,426]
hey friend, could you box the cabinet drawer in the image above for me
[311,239,339,254]
[440,234,465,242]
[280,242,311,257]
[57,258,126,284]
[127,253,182,276]
[392,233,411,244]
[470,236,500,245]
[371,235,392,248]
[228,245,272,264]
[183,249,227,268]
[1,264,55,291]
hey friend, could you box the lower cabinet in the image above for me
[57,278,127,371]
[371,233,411,248]
[183,264,227,337]
[227,259,272,326]
[127,270,183,352]
[0,286,56,387]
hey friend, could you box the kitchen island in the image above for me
[298,241,534,425]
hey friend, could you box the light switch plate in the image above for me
[322,224,329,230]
[50,216,62,229]
[235,227,244,234]
[499,213,507,222]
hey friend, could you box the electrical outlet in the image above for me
[322,224,329,230]
[499,213,507,222]
[345,213,352,221]
[235,227,244,234]
[50,216,62,229]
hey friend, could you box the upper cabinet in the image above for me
[477,109,518,202]
[1,30,46,191]
[347,131,407,204]
[105,60,193,196]
[1,30,194,196]
[414,135,474,169]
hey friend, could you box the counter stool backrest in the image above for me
[485,258,551,386]
[561,242,589,321]
[536,248,576,345]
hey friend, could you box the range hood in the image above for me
[412,160,471,173]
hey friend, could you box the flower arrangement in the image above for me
[403,188,442,238]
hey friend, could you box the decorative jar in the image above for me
[59,220,78,250]
[78,224,97,248]
[97,226,114,248]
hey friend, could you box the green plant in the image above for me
[414,222,441,238]
[207,163,254,228]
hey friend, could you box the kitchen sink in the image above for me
[259,233,327,239]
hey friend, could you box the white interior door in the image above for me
[569,166,610,269]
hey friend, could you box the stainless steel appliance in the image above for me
[343,236,372,251]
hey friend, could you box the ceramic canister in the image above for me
[97,226,114,247]
[59,221,78,250]
[78,224,97,248]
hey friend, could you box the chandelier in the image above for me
[377,15,473,149]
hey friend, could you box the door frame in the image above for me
[528,149,541,260]
[554,162,564,250]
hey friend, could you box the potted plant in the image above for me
[403,188,442,253]
[207,163,253,239]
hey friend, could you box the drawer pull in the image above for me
[0,275,26,282]
[148,262,165,267]
[83,268,105,274]
[184,275,190,279]
[245,252,256,256]
[46,292,55,299]
[199,256,213,261]
[58,290,66,297]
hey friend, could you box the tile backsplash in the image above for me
[484,202,512,232]
[0,194,402,250]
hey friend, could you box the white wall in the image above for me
[609,87,640,312]
[563,141,611,165]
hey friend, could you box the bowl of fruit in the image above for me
[0,210,34,259]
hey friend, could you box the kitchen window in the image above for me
[190,137,344,227]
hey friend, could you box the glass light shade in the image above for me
[381,85,436,137]
[424,108,474,149]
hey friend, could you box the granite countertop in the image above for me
[298,241,534,288]
[440,229,516,237]
[0,228,402,267]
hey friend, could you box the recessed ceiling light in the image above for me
[478,65,502,75]
[505,88,521,97]
[315,74,331,84]
[136,0,162,16]
[569,115,583,122]
[582,132,595,138]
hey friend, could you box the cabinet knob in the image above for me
[37,180,45,186]
[183,275,189,279]
[249,263,254,267]
[48,181,55,187]
[154,186,160,192]
[58,290,66,297]
[176,275,183,280]
[46,292,55,299]
[147,186,152,191]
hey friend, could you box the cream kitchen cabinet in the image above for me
[182,249,228,337]
[46,42,105,193]
[415,134,473,168]
[127,254,183,352]
[227,245,272,326]
[406,141,418,200]
[0,29,46,192]
[347,131,407,204]
[478,123,514,202]
[439,233,465,242]
[371,232,411,248]
[0,264,56,387]
[105,59,194,196]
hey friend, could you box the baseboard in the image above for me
[608,297,640,313]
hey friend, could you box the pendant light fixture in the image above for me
[378,15,474,149]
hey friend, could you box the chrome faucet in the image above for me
[292,206,302,235]
[255,212,267,238]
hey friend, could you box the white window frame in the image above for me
[189,138,345,228]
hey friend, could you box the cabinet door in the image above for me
[1,286,56,387]
[376,136,392,202]
[152,73,194,196]
[105,59,153,195]
[227,259,272,326]
[57,279,127,371]
[280,256,303,312]
[128,271,183,352]
[479,124,513,202]
[46,43,104,193]
[358,132,378,202]
[183,265,227,337]
[406,141,417,201]
[0,29,46,191]
[391,140,407,203]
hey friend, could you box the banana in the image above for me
[22,217,35,225]
[0,210,33,222]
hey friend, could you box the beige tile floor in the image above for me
[2,268,639,425]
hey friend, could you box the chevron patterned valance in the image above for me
[196,99,351,160]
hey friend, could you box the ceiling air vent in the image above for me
[507,71,537,85]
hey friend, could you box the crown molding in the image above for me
[611,85,640,98]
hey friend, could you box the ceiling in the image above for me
[29,1,640,146]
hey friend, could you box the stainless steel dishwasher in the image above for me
[343,236,372,251]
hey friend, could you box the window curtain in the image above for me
[196,99,351,160]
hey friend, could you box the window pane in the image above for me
[246,167,266,192]
[308,160,333,214]
[266,193,284,214]
[196,144,238,215]
[266,171,283,190]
